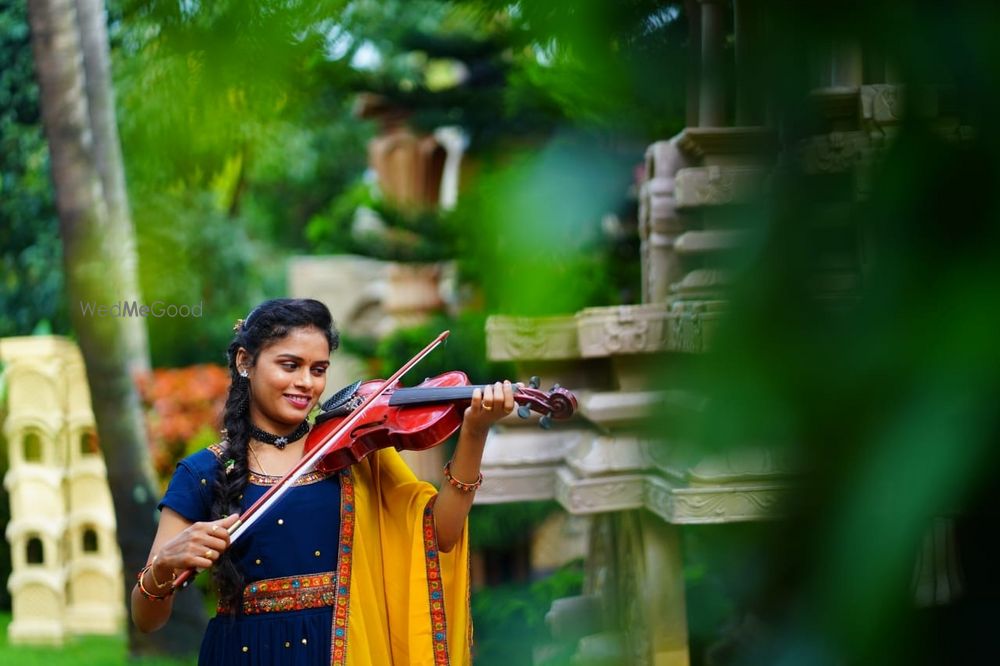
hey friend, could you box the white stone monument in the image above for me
[0,336,124,645]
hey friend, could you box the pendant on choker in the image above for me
[249,421,310,449]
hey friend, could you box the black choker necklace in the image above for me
[249,421,310,449]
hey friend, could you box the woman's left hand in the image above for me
[463,380,516,435]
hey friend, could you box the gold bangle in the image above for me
[137,564,173,600]
[149,554,175,589]
[443,460,483,492]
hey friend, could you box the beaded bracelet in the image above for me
[137,563,173,601]
[443,460,483,492]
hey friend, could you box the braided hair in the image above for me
[211,298,339,609]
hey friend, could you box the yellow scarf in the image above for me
[331,447,472,665]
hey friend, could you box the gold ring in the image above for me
[483,404,492,411]
[205,550,214,560]
[211,525,219,534]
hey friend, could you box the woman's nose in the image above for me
[294,368,314,389]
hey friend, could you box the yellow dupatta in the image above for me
[330,447,472,665]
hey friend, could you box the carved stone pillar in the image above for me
[640,141,693,304]
[830,39,863,88]
[684,0,702,127]
[733,0,765,125]
[698,0,727,127]
[668,127,776,340]
[433,126,468,210]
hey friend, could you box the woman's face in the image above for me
[242,326,331,433]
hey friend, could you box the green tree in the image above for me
[27,0,204,656]
[0,0,66,338]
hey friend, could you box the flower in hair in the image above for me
[224,458,236,475]
[232,318,244,332]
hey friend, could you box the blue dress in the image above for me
[159,444,341,665]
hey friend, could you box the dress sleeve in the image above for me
[157,456,215,523]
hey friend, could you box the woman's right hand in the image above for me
[152,512,241,574]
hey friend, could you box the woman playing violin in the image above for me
[130,298,513,664]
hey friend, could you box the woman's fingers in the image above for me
[207,514,239,546]
[502,380,515,412]
[200,534,229,553]
[482,383,494,411]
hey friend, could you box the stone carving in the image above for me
[577,392,664,430]
[641,139,692,303]
[798,131,883,174]
[0,336,124,644]
[617,511,653,666]
[675,166,765,208]
[481,426,582,467]
[687,448,797,485]
[554,467,645,514]
[644,474,789,524]
[473,466,557,503]
[564,434,648,478]
[576,304,671,357]
[672,268,731,299]
[861,84,903,127]
[675,126,777,162]
[671,486,787,523]
[485,314,580,361]
[809,86,860,127]
[673,230,749,255]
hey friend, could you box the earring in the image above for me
[239,369,249,378]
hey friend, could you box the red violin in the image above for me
[304,370,578,474]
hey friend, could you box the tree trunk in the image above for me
[74,0,150,376]
[27,0,206,657]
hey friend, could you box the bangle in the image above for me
[149,554,176,589]
[443,460,483,492]
[137,564,173,601]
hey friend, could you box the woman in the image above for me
[130,298,513,665]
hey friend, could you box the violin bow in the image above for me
[173,329,451,589]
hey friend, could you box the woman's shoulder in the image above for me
[176,442,227,476]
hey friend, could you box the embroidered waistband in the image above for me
[218,572,336,616]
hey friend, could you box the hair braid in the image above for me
[210,340,252,608]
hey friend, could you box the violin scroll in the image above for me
[513,382,577,426]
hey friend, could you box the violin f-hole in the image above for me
[349,415,388,439]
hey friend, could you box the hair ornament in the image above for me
[232,318,245,333]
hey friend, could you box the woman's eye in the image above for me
[312,366,328,376]
[282,363,297,371]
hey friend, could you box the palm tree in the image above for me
[27,0,205,656]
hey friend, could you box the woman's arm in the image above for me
[433,380,514,552]
[130,509,239,632]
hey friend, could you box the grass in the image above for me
[0,613,195,666]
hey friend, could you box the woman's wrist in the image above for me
[149,554,176,590]
[137,562,174,601]
[461,419,490,441]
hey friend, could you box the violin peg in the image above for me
[539,413,552,430]
[551,383,561,390]
[529,375,540,389]
[517,405,531,419]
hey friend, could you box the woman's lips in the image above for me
[284,394,310,410]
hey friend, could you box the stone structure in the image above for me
[289,96,467,483]
[0,336,124,645]
[476,2,967,664]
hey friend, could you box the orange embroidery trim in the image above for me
[330,468,355,666]
[423,495,450,664]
